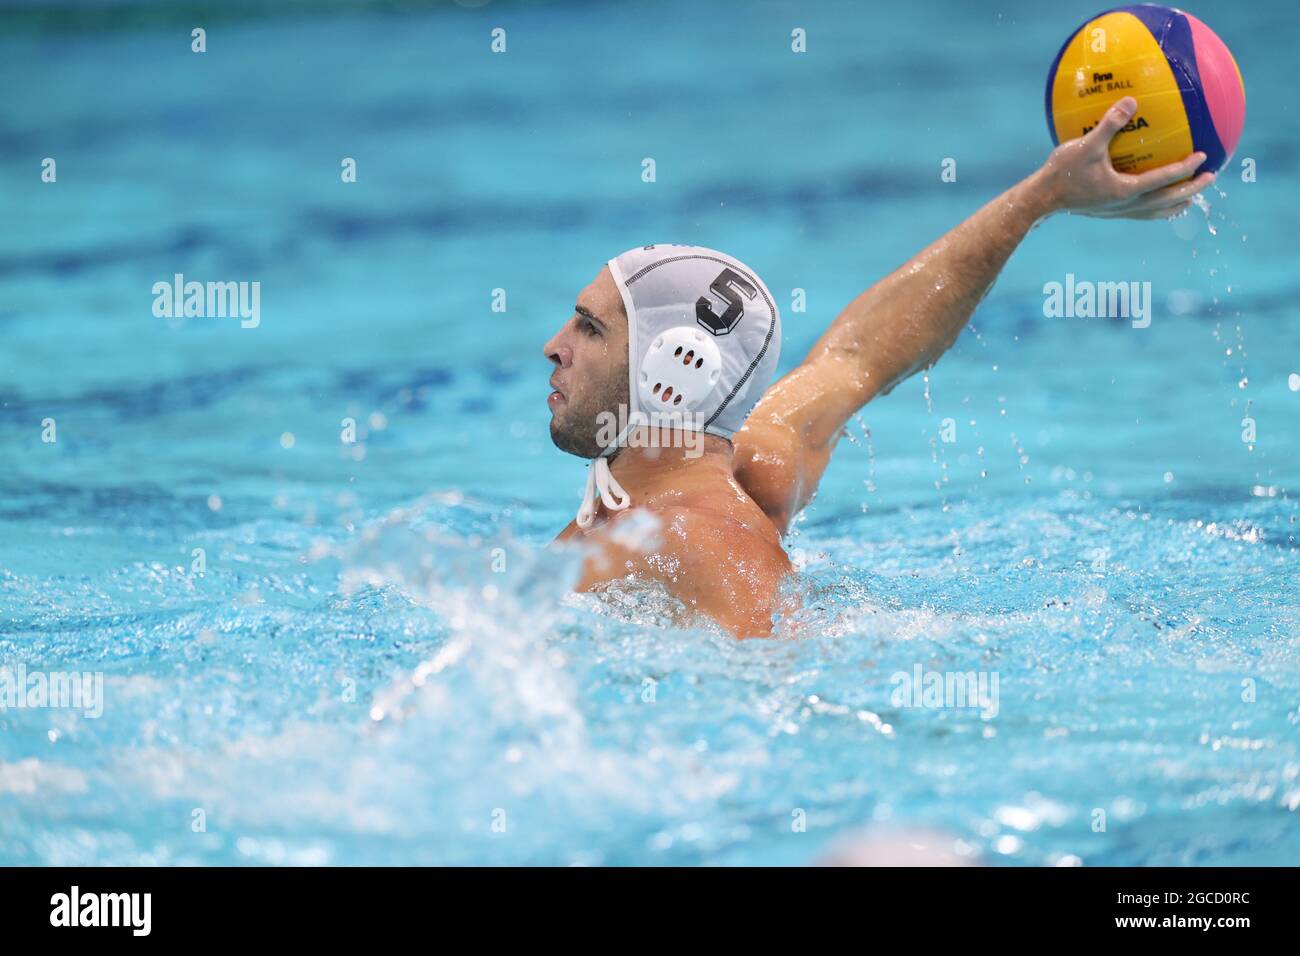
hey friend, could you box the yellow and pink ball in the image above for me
[1046,4,1246,175]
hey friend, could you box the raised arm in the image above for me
[735,97,1215,532]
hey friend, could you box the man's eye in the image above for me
[580,319,600,336]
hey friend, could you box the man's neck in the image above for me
[605,428,733,491]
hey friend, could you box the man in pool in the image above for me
[544,98,1213,637]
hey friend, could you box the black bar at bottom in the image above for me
[0,865,1286,941]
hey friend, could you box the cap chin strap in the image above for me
[576,449,630,529]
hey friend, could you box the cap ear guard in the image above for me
[637,326,722,418]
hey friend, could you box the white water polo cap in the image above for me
[574,244,781,528]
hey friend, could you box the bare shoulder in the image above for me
[646,503,790,565]
[581,502,792,637]
[584,502,787,575]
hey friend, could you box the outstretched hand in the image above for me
[1039,96,1215,220]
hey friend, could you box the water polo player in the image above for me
[544,97,1214,637]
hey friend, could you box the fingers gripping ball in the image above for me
[639,327,722,416]
[1046,4,1245,174]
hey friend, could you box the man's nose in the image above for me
[546,340,572,368]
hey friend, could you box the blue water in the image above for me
[1,0,1297,865]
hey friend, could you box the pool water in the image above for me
[1,0,1297,865]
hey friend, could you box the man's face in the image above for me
[543,266,630,459]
